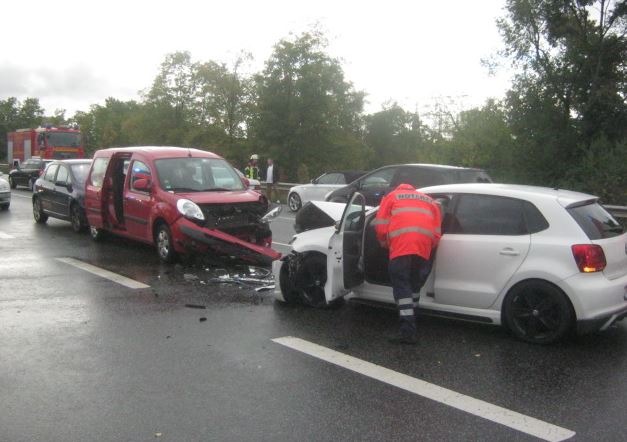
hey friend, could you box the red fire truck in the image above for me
[7,126,85,166]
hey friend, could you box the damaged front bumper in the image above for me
[175,217,281,265]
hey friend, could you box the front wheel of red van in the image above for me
[156,223,177,263]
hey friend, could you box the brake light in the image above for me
[571,244,606,273]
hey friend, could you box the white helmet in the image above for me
[250,154,259,160]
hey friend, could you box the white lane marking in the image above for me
[272,337,575,442]
[55,257,150,289]
[273,241,291,247]
[11,193,32,199]
[0,231,15,239]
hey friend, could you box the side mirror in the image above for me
[133,178,151,192]
[66,183,73,193]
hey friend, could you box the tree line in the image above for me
[1,1,625,204]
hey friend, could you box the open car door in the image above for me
[327,192,366,303]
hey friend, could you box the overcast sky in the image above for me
[1,0,512,117]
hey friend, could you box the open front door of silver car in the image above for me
[326,192,366,303]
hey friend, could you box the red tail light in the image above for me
[571,244,606,273]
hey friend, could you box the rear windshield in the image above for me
[71,163,91,185]
[567,203,624,240]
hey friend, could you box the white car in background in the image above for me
[287,170,365,212]
[0,172,10,210]
[274,183,627,344]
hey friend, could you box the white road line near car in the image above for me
[0,231,15,239]
[55,257,150,289]
[11,193,32,199]
[273,241,291,248]
[272,336,576,442]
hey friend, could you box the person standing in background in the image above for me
[265,158,279,203]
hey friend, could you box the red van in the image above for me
[84,147,281,264]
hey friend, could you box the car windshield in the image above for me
[567,202,624,239]
[46,132,81,147]
[70,163,91,185]
[155,157,245,192]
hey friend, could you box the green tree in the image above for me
[497,0,627,189]
[364,103,425,168]
[251,31,368,180]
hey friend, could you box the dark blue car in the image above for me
[32,159,93,232]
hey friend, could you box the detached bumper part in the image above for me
[576,304,627,334]
[178,217,281,265]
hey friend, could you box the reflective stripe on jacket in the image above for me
[244,166,259,180]
[374,183,441,260]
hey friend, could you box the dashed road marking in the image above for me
[273,241,291,247]
[55,257,150,289]
[11,193,32,199]
[272,336,575,442]
[0,231,15,239]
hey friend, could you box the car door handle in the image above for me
[499,248,520,256]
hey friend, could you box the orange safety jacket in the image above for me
[373,183,442,260]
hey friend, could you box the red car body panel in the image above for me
[85,146,280,263]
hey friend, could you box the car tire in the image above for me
[70,203,87,233]
[9,176,16,189]
[32,197,48,224]
[0,203,8,210]
[503,280,574,344]
[294,253,338,309]
[155,223,177,263]
[89,226,107,242]
[287,192,302,212]
[278,256,303,304]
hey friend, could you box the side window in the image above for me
[130,160,152,192]
[44,164,58,182]
[429,193,454,233]
[523,201,549,234]
[449,194,527,235]
[361,167,396,189]
[317,173,340,185]
[395,167,448,188]
[89,158,110,188]
[55,166,69,185]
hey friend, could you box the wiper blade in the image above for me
[204,187,232,192]
[169,187,199,192]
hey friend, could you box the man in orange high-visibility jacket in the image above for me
[374,183,441,344]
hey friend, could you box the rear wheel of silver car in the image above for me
[32,197,48,224]
[156,223,177,263]
[503,280,574,344]
[89,226,106,242]
[70,204,86,233]
[288,192,302,212]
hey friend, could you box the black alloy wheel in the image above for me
[287,192,302,212]
[70,204,86,233]
[155,223,177,263]
[294,253,328,308]
[504,280,574,344]
[32,197,48,224]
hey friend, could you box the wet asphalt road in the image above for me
[1,189,626,442]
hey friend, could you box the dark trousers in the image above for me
[388,254,432,337]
